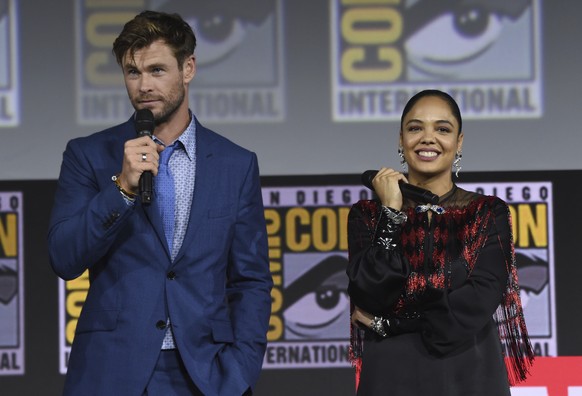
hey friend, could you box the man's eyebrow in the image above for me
[122,61,137,70]
[146,62,167,69]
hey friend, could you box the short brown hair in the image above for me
[112,10,196,69]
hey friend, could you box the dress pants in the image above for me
[143,349,203,396]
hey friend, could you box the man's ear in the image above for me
[183,55,196,83]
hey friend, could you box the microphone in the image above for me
[135,109,155,204]
[361,170,439,205]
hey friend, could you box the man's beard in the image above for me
[131,83,186,126]
[153,86,186,125]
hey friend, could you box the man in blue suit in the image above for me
[48,11,272,396]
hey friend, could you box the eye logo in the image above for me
[0,265,17,304]
[262,185,374,369]
[514,250,553,357]
[404,1,532,80]
[282,255,349,340]
[176,1,286,123]
[190,14,250,66]
[167,0,275,67]
[331,0,542,121]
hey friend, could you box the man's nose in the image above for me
[138,74,154,92]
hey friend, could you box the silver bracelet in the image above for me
[381,205,407,225]
[375,207,406,250]
[370,316,388,338]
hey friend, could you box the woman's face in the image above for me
[400,95,463,181]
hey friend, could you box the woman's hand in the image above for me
[351,305,374,329]
[372,168,408,210]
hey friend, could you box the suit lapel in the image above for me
[145,197,171,258]
[173,124,216,264]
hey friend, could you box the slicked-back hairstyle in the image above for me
[400,89,463,134]
[112,10,196,70]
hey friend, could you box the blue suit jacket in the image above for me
[48,117,272,396]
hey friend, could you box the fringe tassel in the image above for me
[354,356,362,391]
[495,205,536,385]
[495,293,535,385]
[349,304,364,391]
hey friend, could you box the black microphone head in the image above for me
[361,170,378,190]
[135,109,155,137]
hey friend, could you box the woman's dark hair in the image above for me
[400,89,462,133]
[112,10,196,69]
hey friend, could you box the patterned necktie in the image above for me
[157,143,178,350]
[157,144,176,253]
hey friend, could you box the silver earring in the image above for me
[398,146,407,171]
[453,151,462,177]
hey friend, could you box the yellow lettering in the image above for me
[66,291,88,319]
[312,208,338,251]
[267,316,283,341]
[339,207,350,250]
[66,270,90,290]
[286,208,311,251]
[65,270,90,345]
[272,274,282,286]
[340,0,403,82]
[265,209,281,235]
[85,53,123,85]
[270,261,281,273]
[85,13,136,47]
[342,47,402,82]
[66,319,78,345]
[266,208,283,341]
[0,214,17,257]
[84,12,134,86]
[517,204,547,248]
[271,287,283,313]
[342,8,402,44]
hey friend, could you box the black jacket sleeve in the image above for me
[346,201,410,316]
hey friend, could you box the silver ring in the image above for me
[141,153,147,162]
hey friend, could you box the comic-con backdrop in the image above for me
[2,171,582,395]
[2,0,582,180]
[2,0,582,395]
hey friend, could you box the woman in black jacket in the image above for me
[347,89,534,395]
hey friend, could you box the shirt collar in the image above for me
[152,112,197,161]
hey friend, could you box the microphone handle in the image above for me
[137,129,153,204]
[361,170,439,205]
[398,181,439,205]
[139,171,153,204]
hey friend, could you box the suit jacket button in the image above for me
[167,271,176,280]
[156,320,167,330]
